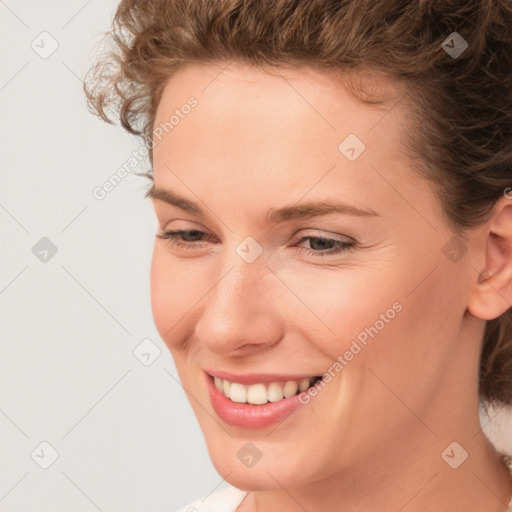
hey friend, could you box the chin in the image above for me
[202,431,322,492]
[211,455,301,492]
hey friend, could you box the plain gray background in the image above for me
[1,1,224,511]
[1,1,511,511]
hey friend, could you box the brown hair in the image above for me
[84,0,512,405]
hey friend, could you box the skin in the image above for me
[148,62,512,511]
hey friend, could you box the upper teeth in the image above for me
[213,376,317,405]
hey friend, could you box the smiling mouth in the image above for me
[207,373,323,405]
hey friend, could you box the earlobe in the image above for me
[467,197,512,321]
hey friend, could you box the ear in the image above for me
[468,196,512,321]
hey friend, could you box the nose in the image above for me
[194,251,283,356]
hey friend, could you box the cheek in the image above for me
[278,264,408,359]
[342,258,468,392]
[149,245,202,348]
[291,250,463,368]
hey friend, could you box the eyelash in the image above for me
[156,230,356,257]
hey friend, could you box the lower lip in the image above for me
[205,372,308,429]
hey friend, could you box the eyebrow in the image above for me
[145,185,378,223]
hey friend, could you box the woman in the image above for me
[84,1,512,510]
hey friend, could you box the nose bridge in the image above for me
[195,246,281,354]
[209,251,265,324]
[218,232,272,304]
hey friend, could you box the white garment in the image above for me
[176,454,512,512]
[175,484,248,512]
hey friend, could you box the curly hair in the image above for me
[83,0,512,406]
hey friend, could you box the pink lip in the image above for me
[204,369,319,385]
[204,371,309,429]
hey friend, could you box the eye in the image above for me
[294,235,356,257]
[156,229,216,250]
[156,230,356,258]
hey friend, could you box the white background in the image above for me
[1,1,511,511]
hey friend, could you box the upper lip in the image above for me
[204,369,321,385]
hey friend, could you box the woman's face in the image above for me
[149,63,478,489]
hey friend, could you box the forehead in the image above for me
[153,63,408,164]
[150,62,430,225]
[153,62,405,137]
